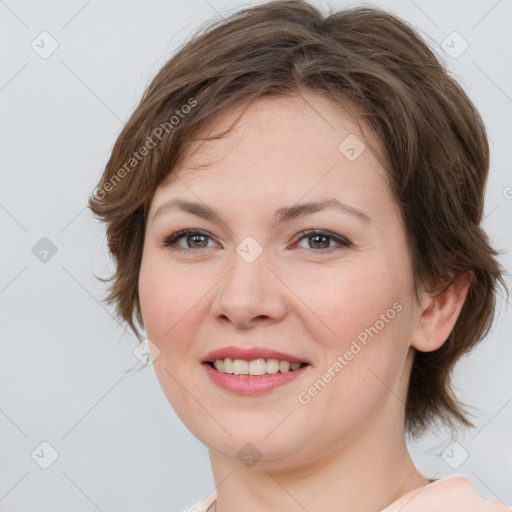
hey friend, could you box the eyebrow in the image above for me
[152,198,372,227]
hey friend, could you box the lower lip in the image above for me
[202,363,309,395]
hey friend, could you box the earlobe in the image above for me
[411,271,473,353]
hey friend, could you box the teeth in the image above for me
[266,359,279,374]
[248,359,266,375]
[212,358,305,376]
[233,359,249,375]
[223,358,234,374]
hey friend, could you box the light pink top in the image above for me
[180,475,512,512]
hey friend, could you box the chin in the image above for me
[208,436,309,468]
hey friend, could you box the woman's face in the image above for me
[138,92,422,467]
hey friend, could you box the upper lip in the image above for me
[202,346,311,365]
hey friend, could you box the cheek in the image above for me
[292,261,410,400]
[138,253,218,357]
[289,262,400,349]
[138,256,210,419]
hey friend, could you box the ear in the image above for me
[411,271,473,352]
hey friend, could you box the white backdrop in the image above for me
[1,0,511,511]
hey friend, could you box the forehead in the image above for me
[184,94,368,157]
[153,92,393,216]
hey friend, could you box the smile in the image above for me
[203,359,311,395]
[210,358,305,375]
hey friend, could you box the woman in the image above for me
[88,1,509,510]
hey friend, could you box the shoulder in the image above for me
[382,475,512,512]
[177,490,217,512]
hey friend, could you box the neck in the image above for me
[208,416,429,512]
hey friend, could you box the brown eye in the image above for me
[294,230,350,252]
[184,234,209,249]
[163,229,217,252]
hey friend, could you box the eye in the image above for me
[292,229,351,253]
[160,228,351,254]
[162,229,218,252]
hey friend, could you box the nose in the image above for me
[210,249,288,330]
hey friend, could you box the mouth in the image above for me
[205,358,309,376]
[201,346,312,395]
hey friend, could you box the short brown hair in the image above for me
[88,0,508,437]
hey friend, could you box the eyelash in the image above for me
[160,229,351,254]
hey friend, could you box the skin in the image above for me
[138,92,471,512]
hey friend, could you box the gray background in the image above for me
[1,0,511,511]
